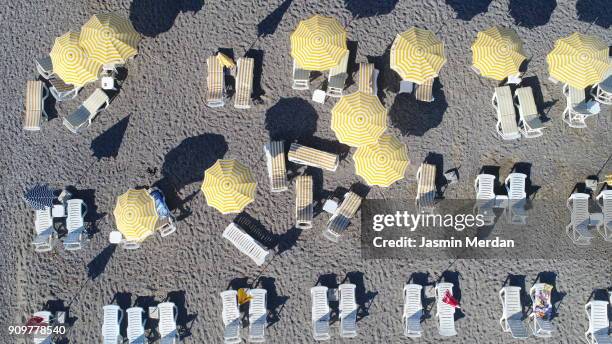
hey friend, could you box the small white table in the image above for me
[52,204,65,218]
[101,76,115,90]
[109,231,123,244]
[312,89,326,104]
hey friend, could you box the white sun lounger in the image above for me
[324,192,362,242]
[64,199,87,251]
[295,175,313,229]
[416,163,437,213]
[234,57,254,109]
[292,59,310,90]
[102,305,124,344]
[529,283,554,337]
[596,190,612,241]
[562,84,592,128]
[288,143,339,172]
[566,193,594,245]
[415,78,435,102]
[248,288,267,343]
[158,302,179,344]
[32,207,55,253]
[35,56,54,79]
[222,223,270,266]
[435,283,457,337]
[63,89,110,134]
[585,300,611,344]
[358,62,378,95]
[32,311,53,344]
[403,284,423,338]
[339,283,358,338]
[514,87,544,138]
[127,307,147,344]
[220,290,241,344]
[264,141,288,192]
[207,55,225,108]
[327,51,349,98]
[24,80,49,131]
[499,286,529,339]
[311,286,331,341]
[474,174,497,225]
[505,173,528,225]
[591,60,612,105]
[492,86,521,140]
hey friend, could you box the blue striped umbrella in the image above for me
[24,184,56,210]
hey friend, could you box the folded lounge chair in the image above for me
[505,173,528,225]
[127,307,147,344]
[562,84,592,128]
[220,290,241,344]
[222,223,270,266]
[24,80,49,131]
[499,286,529,339]
[514,87,544,138]
[49,77,80,102]
[248,289,267,343]
[295,175,313,229]
[435,283,457,337]
[311,286,331,341]
[292,59,310,90]
[416,163,437,212]
[327,51,349,98]
[324,191,362,242]
[63,89,110,134]
[288,143,339,172]
[492,86,521,140]
[529,283,555,338]
[596,190,612,241]
[206,55,225,108]
[102,305,124,344]
[32,311,53,344]
[158,302,179,344]
[264,141,288,192]
[32,207,55,253]
[64,199,87,251]
[403,284,423,338]
[35,56,54,79]
[358,62,378,95]
[584,300,611,344]
[339,283,358,338]
[474,174,496,225]
[415,78,434,102]
[234,57,254,109]
[566,193,594,245]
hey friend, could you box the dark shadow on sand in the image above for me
[257,0,293,37]
[87,244,116,281]
[129,0,204,37]
[389,79,448,136]
[343,0,398,18]
[91,116,130,160]
[576,0,612,29]
[509,0,556,28]
[445,0,492,21]
[245,49,265,99]
[233,213,278,249]
[265,98,317,141]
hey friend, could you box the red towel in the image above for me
[442,290,460,308]
[26,316,47,327]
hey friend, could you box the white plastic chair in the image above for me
[492,86,521,140]
[220,290,241,344]
[63,89,110,134]
[32,311,53,344]
[64,199,87,250]
[311,286,330,341]
[499,286,529,339]
[102,305,123,344]
[562,84,592,129]
[514,87,544,138]
[127,307,147,344]
[403,284,423,338]
[596,190,612,241]
[435,283,457,336]
[158,302,179,344]
[584,300,611,344]
[566,193,594,245]
[505,173,528,225]
[222,223,270,266]
[474,174,497,225]
[32,207,55,252]
[339,283,358,338]
[529,283,554,337]
[248,289,267,343]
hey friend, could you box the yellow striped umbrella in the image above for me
[390,27,446,84]
[331,91,387,147]
[353,134,409,187]
[546,32,609,89]
[217,52,236,69]
[471,26,526,81]
[50,31,101,86]
[114,189,158,242]
[201,159,257,214]
[290,15,348,71]
[80,13,140,65]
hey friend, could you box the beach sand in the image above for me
[0,0,610,343]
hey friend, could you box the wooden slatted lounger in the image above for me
[264,141,288,192]
[24,80,48,131]
[49,76,80,101]
[415,77,434,102]
[206,55,225,108]
[288,143,339,172]
[295,175,313,229]
[492,86,520,140]
[234,57,254,109]
[416,163,436,212]
[358,62,377,95]
[324,191,362,242]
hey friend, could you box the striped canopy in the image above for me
[546,32,609,89]
[331,91,387,147]
[390,27,446,84]
[114,189,158,242]
[217,52,236,69]
[353,135,409,187]
[290,15,348,71]
[24,184,56,210]
[201,159,257,214]
[471,26,526,81]
[80,12,141,65]
[50,31,101,86]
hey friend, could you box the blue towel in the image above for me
[150,190,171,218]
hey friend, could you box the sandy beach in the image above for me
[0,0,611,343]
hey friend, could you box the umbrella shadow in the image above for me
[264,98,317,141]
[343,0,398,19]
[257,0,293,37]
[90,115,130,160]
[129,0,205,37]
[509,0,556,28]
[576,0,612,29]
[389,79,448,136]
[445,0,492,21]
[86,244,117,280]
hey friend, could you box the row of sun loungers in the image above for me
[206,54,255,109]
[102,302,178,344]
[32,199,87,252]
[221,289,267,343]
[310,284,357,340]
[474,172,528,225]
[499,284,557,339]
[567,190,612,245]
[492,85,544,140]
